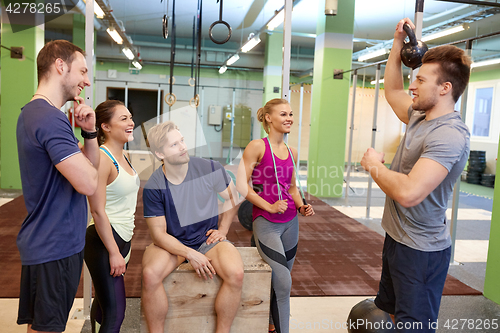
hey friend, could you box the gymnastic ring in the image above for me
[188,77,196,87]
[189,94,200,108]
[209,20,232,45]
[162,15,169,39]
[165,93,177,107]
[168,76,176,85]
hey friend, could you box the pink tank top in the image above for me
[251,137,297,223]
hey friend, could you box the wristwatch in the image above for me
[81,128,98,139]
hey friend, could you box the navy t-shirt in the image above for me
[143,157,230,249]
[16,99,87,265]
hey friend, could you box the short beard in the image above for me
[412,94,438,112]
[164,153,190,166]
[62,66,75,102]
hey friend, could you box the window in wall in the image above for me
[472,87,493,137]
[455,95,462,112]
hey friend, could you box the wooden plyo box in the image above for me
[141,247,272,333]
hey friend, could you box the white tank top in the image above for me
[95,145,140,242]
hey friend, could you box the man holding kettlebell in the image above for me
[360,18,471,332]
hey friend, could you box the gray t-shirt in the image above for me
[382,106,470,251]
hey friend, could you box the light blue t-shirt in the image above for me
[382,106,470,252]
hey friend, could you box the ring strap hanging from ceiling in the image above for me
[189,15,196,87]
[162,15,168,39]
[192,0,202,107]
[208,0,231,45]
[165,0,176,107]
[162,0,169,39]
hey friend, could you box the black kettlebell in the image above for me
[400,24,428,70]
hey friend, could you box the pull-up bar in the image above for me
[447,30,500,46]
[334,59,388,78]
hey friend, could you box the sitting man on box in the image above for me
[141,120,243,333]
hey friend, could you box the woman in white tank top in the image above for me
[84,100,140,333]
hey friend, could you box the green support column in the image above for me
[72,13,86,143]
[484,141,500,304]
[261,32,283,138]
[73,13,85,49]
[307,0,355,198]
[0,9,44,189]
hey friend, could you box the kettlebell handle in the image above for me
[403,24,417,46]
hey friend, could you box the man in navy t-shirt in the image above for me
[16,40,100,333]
[142,121,243,333]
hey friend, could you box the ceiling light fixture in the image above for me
[358,48,388,62]
[226,54,240,66]
[471,58,500,68]
[267,9,285,31]
[219,65,227,74]
[122,47,134,60]
[107,26,123,44]
[241,35,261,53]
[82,0,106,19]
[132,61,142,70]
[421,24,468,42]
[93,1,105,18]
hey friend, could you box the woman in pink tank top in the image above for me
[236,98,314,333]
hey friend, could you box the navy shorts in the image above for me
[374,234,451,333]
[17,250,84,332]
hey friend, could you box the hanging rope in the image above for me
[165,0,177,107]
[188,15,196,87]
[190,0,202,108]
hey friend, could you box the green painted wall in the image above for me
[484,140,500,304]
[260,32,283,138]
[72,14,85,50]
[469,67,500,83]
[0,23,44,189]
[97,61,263,82]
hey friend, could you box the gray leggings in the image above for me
[253,215,299,333]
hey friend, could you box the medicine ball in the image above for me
[347,299,395,333]
[238,200,254,231]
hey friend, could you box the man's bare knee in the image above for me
[142,264,164,290]
[142,245,179,289]
[228,267,244,289]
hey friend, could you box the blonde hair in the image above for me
[147,121,179,161]
[256,98,289,134]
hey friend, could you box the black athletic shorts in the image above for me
[17,250,84,332]
[374,234,450,333]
